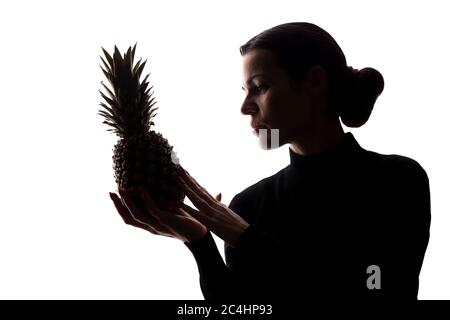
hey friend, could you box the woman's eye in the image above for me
[254,85,266,92]
[242,85,267,95]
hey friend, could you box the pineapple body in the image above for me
[113,131,184,210]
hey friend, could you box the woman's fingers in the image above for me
[116,190,173,237]
[180,203,203,220]
[136,187,182,236]
[138,186,176,217]
[119,189,150,222]
[177,168,224,215]
[179,167,217,204]
[179,178,215,213]
[138,186,166,222]
[110,192,134,225]
[111,189,207,242]
[109,192,159,234]
[180,203,217,232]
[172,206,192,218]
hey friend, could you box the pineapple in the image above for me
[98,44,184,211]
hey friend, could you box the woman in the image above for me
[109,22,431,301]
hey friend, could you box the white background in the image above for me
[0,0,448,299]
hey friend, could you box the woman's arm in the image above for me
[185,231,236,300]
[383,157,431,299]
[185,193,282,301]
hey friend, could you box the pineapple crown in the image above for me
[98,44,158,137]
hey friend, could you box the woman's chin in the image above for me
[255,128,282,150]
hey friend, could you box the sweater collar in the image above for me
[288,132,362,169]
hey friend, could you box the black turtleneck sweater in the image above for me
[184,132,431,301]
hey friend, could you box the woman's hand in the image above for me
[109,188,213,243]
[109,166,250,247]
[177,167,250,247]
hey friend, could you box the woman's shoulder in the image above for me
[361,148,429,185]
[361,149,431,231]
[240,168,285,192]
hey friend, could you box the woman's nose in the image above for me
[240,96,258,115]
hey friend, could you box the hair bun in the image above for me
[346,66,359,78]
[339,66,385,128]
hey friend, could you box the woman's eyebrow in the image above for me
[242,73,266,90]
[244,73,265,85]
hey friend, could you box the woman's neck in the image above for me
[289,122,346,156]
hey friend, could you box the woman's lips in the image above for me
[252,125,269,136]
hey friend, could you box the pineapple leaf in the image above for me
[144,93,156,105]
[132,58,143,75]
[101,47,114,68]
[100,66,114,86]
[148,96,157,107]
[100,81,116,100]
[143,84,153,94]
[99,44,159,136]
[140,74,150,86]
[100,56,112,74]
[98,113,125,130]
[98,102,115,115]
[125,46,132,68]
[97,111,115,122]
[136,60,147,79]
[147,106,159,118]
[131,43,137,65]
[99,90,119,108]
[102,121,123,132]
[113,46,123,71]
[140,81,149,95]
[99,101,120,114]
[125,45,132,59]
[143,87,153,98]
[113,45,122,60]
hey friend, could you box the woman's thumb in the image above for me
[215,192,222,202]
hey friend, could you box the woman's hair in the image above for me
[239,22,384,128]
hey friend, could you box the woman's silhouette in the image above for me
[109,22,431,301]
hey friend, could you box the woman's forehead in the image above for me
[242,50,280,77]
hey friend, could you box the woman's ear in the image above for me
[307,65,328,93]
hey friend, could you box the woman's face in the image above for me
[241,49,321,149]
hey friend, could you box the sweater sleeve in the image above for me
[184,193,282,301]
